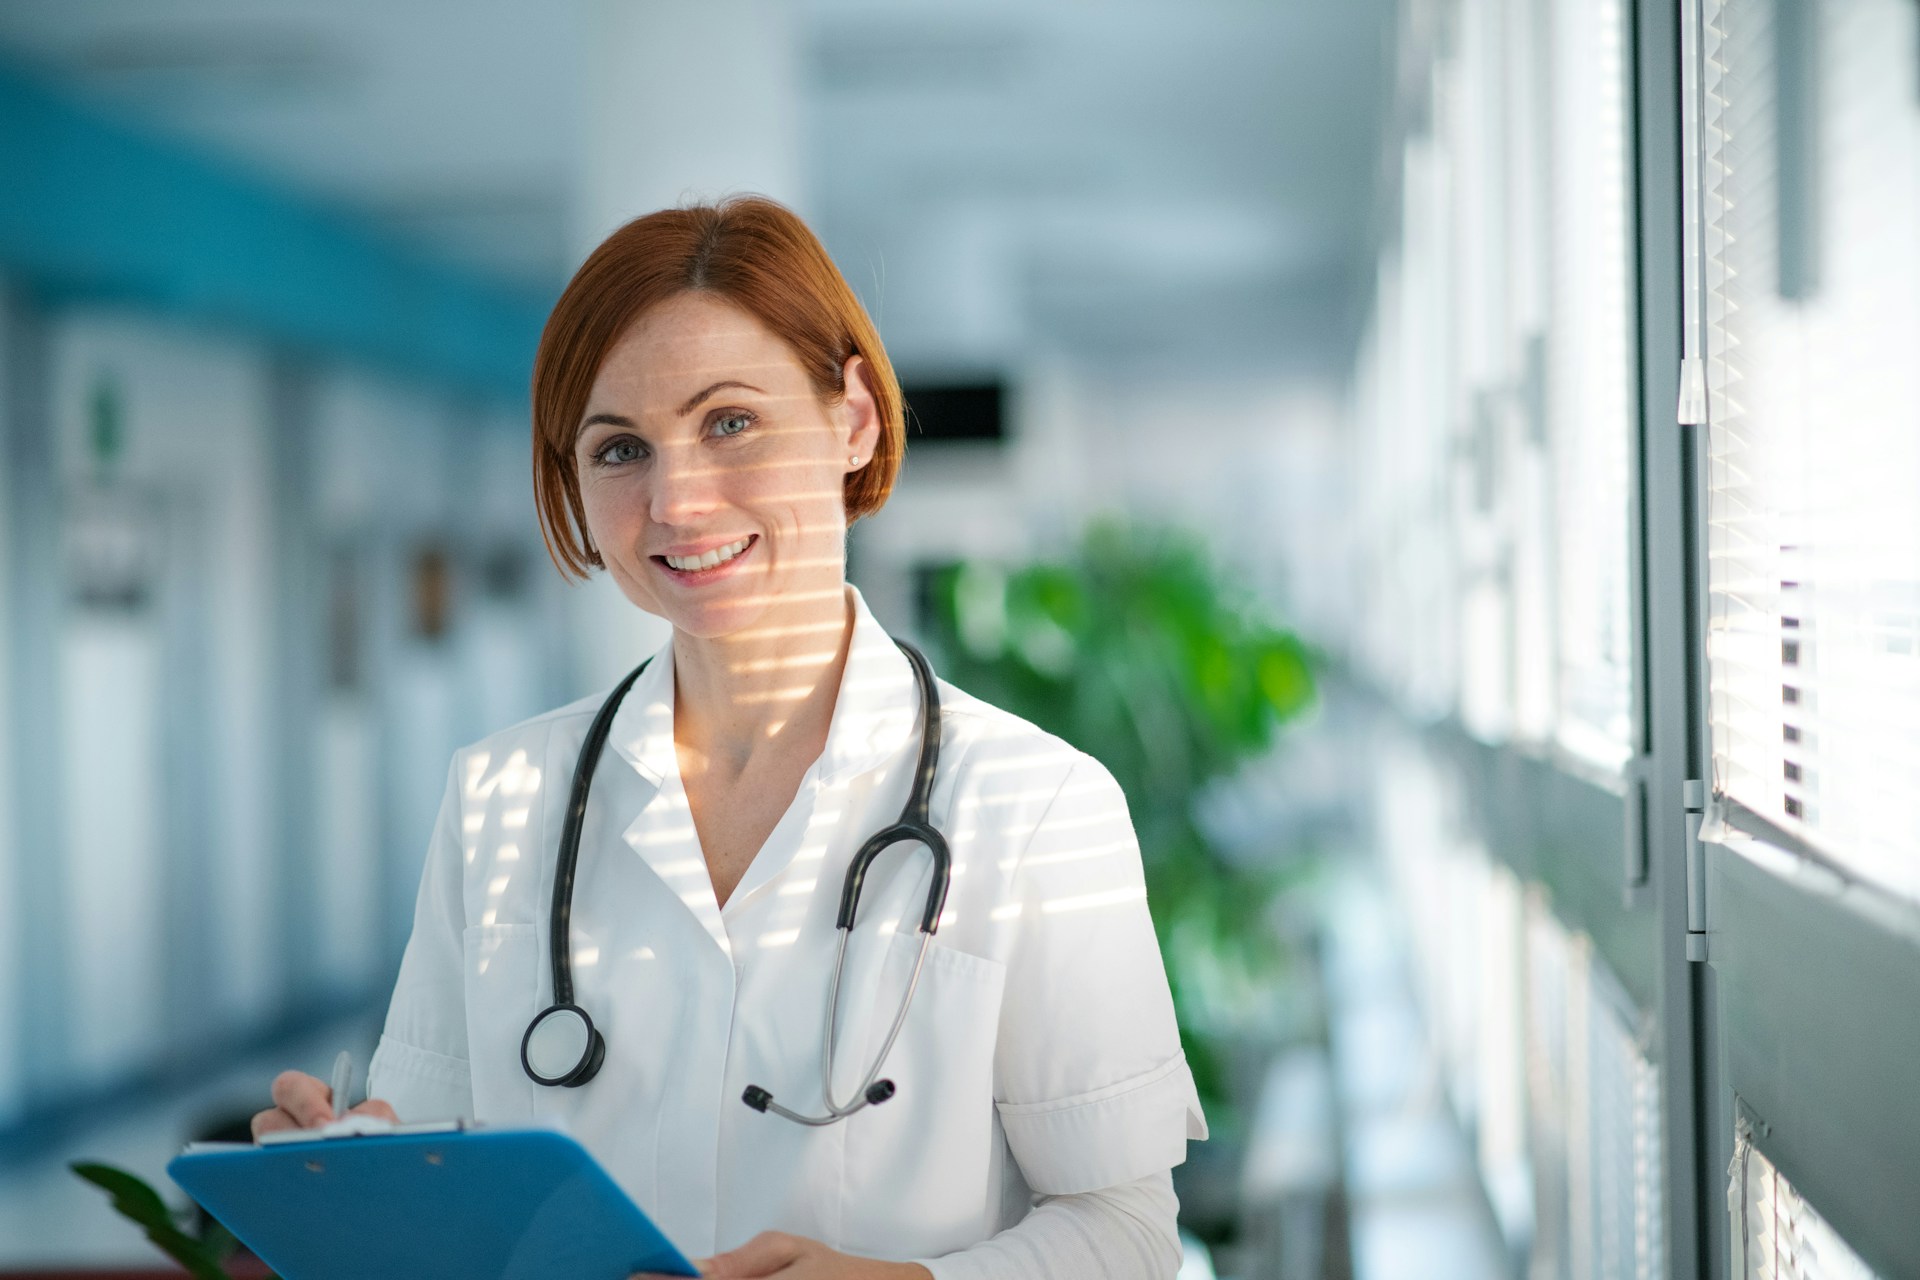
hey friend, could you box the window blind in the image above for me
[1522,899,1664,1280]
[1729,1119,1879,1280]
[1585,955,1664,1280]
[1700,0,1920,898]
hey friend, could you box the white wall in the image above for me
[576,0,805,246]
[311,369,471,978]
[49,309,279,1080]
[456,406,547,735]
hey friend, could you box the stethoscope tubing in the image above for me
[527,634,949,1125]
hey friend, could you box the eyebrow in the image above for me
[576,412,635,443]
[574,381,768,445]
[676,380,765,416]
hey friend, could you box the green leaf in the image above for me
[70,1162,236,1280]
[1256,635,1315,719]
[70,1163,175,1232]
[202,1219,241,1262]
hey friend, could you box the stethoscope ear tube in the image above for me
[836,823,951,934]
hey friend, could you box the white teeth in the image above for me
[664,537,751,572]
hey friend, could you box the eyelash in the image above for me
[587,411,756,468]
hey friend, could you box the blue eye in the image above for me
[711,412,753,438]
[593,437,645,467]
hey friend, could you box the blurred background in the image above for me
[3,1,1919,1279]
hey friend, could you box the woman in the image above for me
[253,197,1205,1278]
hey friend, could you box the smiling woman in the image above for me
[253,197,1205,1280]
[530,198,904,583]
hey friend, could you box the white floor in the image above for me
[0,1010,383,1269]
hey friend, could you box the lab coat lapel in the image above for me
[720,590,921,917]
[603,643,735,955]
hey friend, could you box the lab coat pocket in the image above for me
[839,932,1008,1259]
[461,923,541,1124]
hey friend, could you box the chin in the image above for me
[657,590,777,642]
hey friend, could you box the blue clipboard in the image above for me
[166,1123,699,1280]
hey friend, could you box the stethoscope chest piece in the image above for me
[522,1002,605,1087]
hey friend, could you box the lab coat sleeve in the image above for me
[366,757,474,1122]
[916,1169,1183,1280]
[992,756,1207,1196]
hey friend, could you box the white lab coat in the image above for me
[368,589,1206,1264]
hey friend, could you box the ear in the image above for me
[839,354,882,471]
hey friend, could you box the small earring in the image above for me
[849,454,861,465]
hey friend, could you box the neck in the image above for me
[670,585,856,774]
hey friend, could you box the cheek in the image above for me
[770,458,850,532]
[579,472,636,526]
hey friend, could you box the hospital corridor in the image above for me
[0,1,1917,1278]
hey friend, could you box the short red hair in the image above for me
[531,196,905,579]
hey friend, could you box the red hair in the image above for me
[531,196,904,579]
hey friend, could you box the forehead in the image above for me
[589,292,811,408]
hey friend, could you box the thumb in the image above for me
[349,1098,399,1123]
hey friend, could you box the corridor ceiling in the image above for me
[0,0,1392,375]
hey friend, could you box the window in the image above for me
[1547,0,1638,768]
[1730,1122,1880,1280]
[1701,0,1920,899]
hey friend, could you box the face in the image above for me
[573,291,880,643]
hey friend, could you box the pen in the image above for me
[330,1050,353,1121]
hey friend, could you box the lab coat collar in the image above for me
[818,586,922,786]
[601,587,922,925]
[602,587,917,785]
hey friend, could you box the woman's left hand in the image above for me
[631,1231,934,1279]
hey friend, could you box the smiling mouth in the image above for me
[654,535,756,575]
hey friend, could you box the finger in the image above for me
[349,1098,399,1123]
[270,1070,334,1128]
[704,1232,803,1277]
[249,1108,300,1142]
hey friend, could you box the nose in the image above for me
[647,440,722,527]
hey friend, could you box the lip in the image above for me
[651,534,758,584]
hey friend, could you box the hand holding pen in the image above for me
[250,1050,400,1142]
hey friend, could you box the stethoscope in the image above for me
[519,637,951,1127]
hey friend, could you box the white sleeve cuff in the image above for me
[997,1054,1207,1195]
[916,1169,1184,1280]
